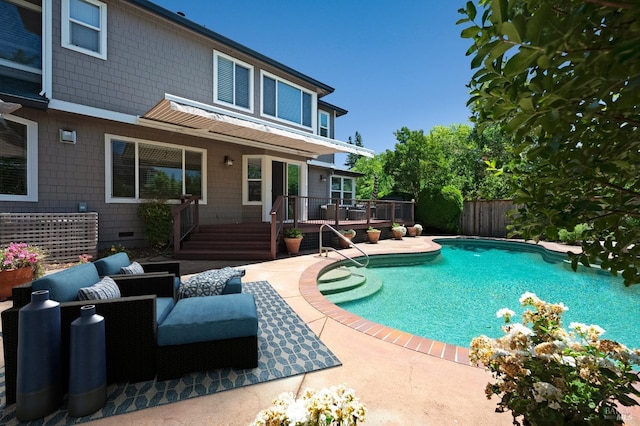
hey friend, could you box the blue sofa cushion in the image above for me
[177,267,245,299]
[32,262,100,302]
[93,252,131,276]
[120,261,144,275]
[78,276,122,300]
[157,293,258,346]
[156,297,174,325]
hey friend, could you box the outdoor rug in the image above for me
[0,280,341,425]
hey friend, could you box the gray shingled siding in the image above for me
[5,109,287,249]
[51,0,322,132]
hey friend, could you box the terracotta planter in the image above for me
[0,267,35,301]
[407,226,418,237]
[338,233,355,248]
[367,230,381,244]
[284,237,302,255]
[392,229,404,240]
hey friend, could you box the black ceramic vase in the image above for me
[68,304,107,417]
[16,289,62,421]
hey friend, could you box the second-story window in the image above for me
[61,0,107,60]
[214,51,252,111]
[0,0,42,75]
[261,72,313,128]
[318,111,330,137]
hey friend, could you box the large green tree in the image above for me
[385,125,474,201]
[458,0,640,285]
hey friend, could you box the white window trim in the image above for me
[61,0,107,60]
[213,50,254,113]
[104,134,207,204]
[260,70,316,130]
[242,155,263,206]
[318,110,330,137]
[0,115,38,202]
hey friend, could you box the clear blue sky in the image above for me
[153,0,475,158]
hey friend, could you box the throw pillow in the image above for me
[120,261,145,275]
[78,276,122,300]
[177,267,245,300]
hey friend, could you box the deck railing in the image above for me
[172,194,200,255]
[284,196,415,228]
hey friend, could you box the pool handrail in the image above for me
[319,224,370,268]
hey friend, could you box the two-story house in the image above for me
[1,0,377,259]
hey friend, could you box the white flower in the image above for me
[508,323,534,337]
[569,322,587,332]
[284,399,308,424]
[496,308,515,319]
[519,292,540,305]
[561,356,576,367]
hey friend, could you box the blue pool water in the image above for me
[338,240,640,349]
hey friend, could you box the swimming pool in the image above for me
[336,239,640,349]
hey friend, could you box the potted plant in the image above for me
[470,292,640,426]
[414,223,423,236]
[338,229,356,248]
[391,223,406,240]
[367,226,381,244]
[406,225,418,237]
[283,227,303,255]
[0,243,45,300]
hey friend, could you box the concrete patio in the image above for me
[2,237,638,425]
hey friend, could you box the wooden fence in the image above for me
[460,200,521,238]
[0,213,98,263]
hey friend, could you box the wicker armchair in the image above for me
[1,272,175,405]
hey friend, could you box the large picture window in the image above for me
[0,115,38,202]
[62,0,107,60]
[106,135,205,203]
[261,71,314,128]
[214,51,252,111]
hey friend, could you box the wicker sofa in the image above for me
[1,257,178,405]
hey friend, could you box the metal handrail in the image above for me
[319,224,370,268]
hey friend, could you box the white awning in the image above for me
[138,94,374,158]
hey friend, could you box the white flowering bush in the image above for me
[250,384,367,426]
[471,292,640,426]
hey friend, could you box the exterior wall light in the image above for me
[224,156,234,166]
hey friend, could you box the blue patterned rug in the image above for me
[0,281,341,425]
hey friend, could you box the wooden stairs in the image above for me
[173,223,275,260]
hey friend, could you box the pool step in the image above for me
[318,266,383,304]
[317,267,352,283]
[318,272,366,294]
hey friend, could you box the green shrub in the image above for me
[137,200,173,249]
[558,223,592,245]
[416,185,463,234]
